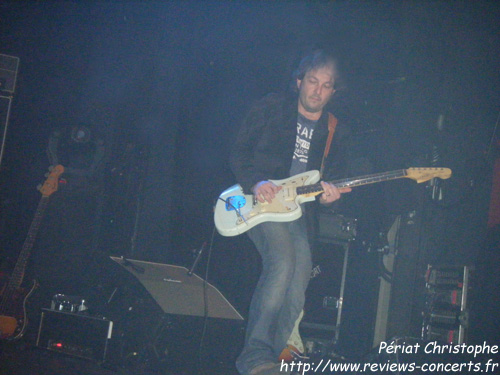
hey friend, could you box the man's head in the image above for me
[293,50,339,120]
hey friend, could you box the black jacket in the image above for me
[230,92,351,194]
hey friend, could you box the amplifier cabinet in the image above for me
[0,54,20,93]
[317,213,357,243]
[36,308,113,362]
[0,95,12,166]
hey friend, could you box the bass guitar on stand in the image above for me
[0,165,64,339]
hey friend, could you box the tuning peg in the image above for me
[37,184,42,191]
[48,165,54,171]
[44,172,49,177]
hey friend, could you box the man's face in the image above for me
[297,65,336,119]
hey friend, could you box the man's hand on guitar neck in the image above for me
[319,181,351,205]
[253,181,282,203]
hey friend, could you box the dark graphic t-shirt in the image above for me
[289,113,317,176]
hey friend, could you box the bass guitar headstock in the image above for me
[38,165,64,197]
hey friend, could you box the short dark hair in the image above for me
[291,49,340,92]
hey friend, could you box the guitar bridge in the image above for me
[225,195,246,211]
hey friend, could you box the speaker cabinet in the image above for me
[0,95,12,166]
[0,54,19,166]
[0,54,19,93]
[386,211,425,339]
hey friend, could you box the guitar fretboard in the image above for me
[296,169,407,196]
[8,196,50,290]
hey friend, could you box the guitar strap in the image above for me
[319,112,338,177]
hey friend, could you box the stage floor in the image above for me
[0,340,240,375]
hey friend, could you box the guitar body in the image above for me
[214,170,321,237]
[215,167,452,237]
[279,309,305,361]
[0,279,38,339]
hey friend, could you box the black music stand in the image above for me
[110,256,243,320]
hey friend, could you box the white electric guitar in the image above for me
[214,167,452,237]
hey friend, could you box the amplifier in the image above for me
[36,308,113,362]
[317,213,357,243]
[0,54,20,93]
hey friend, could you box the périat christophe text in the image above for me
[379,340,498,358]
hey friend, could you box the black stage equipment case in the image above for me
[36,308,114,363]
[300,213,356,357]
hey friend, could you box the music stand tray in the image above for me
[110,257,243,321]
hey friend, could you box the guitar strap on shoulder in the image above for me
[319,112,338,177]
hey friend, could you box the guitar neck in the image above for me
[297,169,408,196]
[7,196,50,290]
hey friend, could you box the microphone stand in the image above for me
[188,242,207,276]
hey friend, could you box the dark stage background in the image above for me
[1,0,499,364]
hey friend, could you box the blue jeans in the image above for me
[236,217,312,375]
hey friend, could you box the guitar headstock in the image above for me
[38,165,64,197]
[406,167,452,183]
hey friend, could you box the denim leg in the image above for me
[236,217,311,375]
[273,218,311,354]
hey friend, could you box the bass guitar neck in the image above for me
[0,165,63,340]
